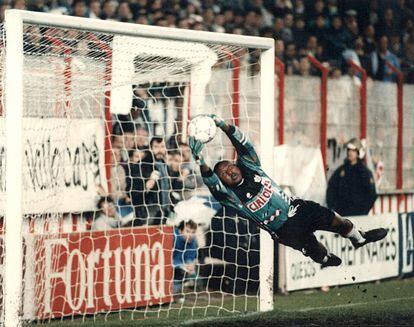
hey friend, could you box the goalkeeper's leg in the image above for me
[302,234,342,268]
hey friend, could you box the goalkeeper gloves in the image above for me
[208,114,226,128]
[189,136,206,165]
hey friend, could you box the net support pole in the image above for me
[307,54,328,169]
[259,46,275,312]
[385,62,404,190]
[4,10,24,327]
[275,58,285,145]
[347,60,367,140]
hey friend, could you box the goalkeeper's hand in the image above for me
[189,136,205,165]
[208,114,226,128]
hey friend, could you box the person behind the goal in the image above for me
[189,115,387,268]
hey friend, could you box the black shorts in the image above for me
[275,199,335,251]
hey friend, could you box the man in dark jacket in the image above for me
[327,138,377,216]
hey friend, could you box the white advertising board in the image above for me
[0,118,106,214]
[284,213,399,291]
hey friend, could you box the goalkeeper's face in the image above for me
[216,161,242,187]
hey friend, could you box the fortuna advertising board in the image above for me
[283,214,399,291]
[29,226,173,319]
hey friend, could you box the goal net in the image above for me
[1,10,274,325]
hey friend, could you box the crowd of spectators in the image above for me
[2,0,414,83]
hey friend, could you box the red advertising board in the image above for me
[34,226,174,319]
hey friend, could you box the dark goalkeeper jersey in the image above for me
[202,125,295,237]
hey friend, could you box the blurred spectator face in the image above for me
[13,0,26,10]
[166,13,177,27]
[73,0,87,17]
[100,200,117,218]
[384,8,393,23]
[234,12,244,25]
[118,2,132,20]
[286,43,296,58]
[136,15,149,25]
[215,14,225,27]
[274,17,284,32]
[180,224,197,242]
[307,36,318,50]
[354,37,364,50]
[314,0,324,13]
[364,24,375,38]
[112,135,123,149]
[168,153,182,172]
[151,0,162,11]
[275,40,285,57]
[299,57,311,75]
[315,15,326,28]
[379,36,389,52]
[130,149,146,163]
[284,14,294,28]
[123,132,135,150]
[346,16,358,34]
[135,127,148,148]
[245,10,257,26]
[332,16,342,29]
[111,148,122,164]
[89,0,101,17]
[223,8,234,23]
[347,148,358,163]
[192,22,205,31]
[103,0,117,19]
[179,144,191,162]
[203,8,214,25]
[330,67,342,78]
[232,27,244,35]
[151,139,166,160]
[155,18,168,27]
[177,18,190,29]
[295,17,305,30]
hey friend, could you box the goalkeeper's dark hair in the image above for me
[213,160,232,175]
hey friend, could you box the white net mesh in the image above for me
[0,22,267,323]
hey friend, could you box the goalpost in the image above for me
[2,9,274,325]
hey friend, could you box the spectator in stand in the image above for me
[403,28,414,82]
[273,17,284,40]
[281,13,294,43]
[272,0,293,17]
[305,35,319,56]
[307,0,327,25]
[117,1,134,23]
[343,10,360,50]
[295,55,312,76]
[168,150,197,202]
[92,196,135,231]
[13,0,26,10]
[109,147,133,216]
[125,148,149,225]
[141,137,172,224]
[363,24,377,54]
[88,0,101,19]
[244,8,262,36]
[309,14,328,44]
[371,35,400,82]
[325,15,346,61]
[292,15,308,50]
[275,39,285,60]
[390,33,404,58]
[173,219,198,297]
[72,0,87,17]
[293,0,305,16]
[100,0,118,20]
[284,42,299,75]
[376,8,399,40]
[327,138,377,216]
[212,14,226,33]
[342,36,373,77]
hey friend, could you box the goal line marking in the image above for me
[179,296,414,325]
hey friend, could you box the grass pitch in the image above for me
[43,277,414,326]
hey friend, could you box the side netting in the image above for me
[1,18,273,323]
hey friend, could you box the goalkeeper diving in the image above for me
[189,115,387,268]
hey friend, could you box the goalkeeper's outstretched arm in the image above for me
[189,136,229,202]
[210,115,261,167]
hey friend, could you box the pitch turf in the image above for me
[41,277,414,326]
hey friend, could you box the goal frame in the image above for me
[3,9,275,326]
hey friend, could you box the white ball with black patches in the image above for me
[188,115,217,144]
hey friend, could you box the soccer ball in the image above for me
[188,115,217,144]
